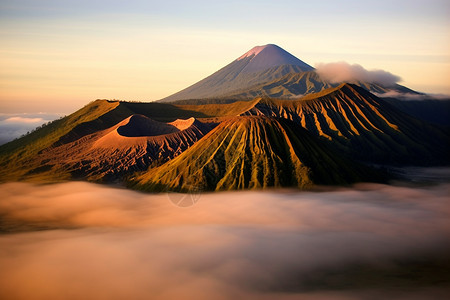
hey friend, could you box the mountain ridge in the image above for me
[235,44,314,72]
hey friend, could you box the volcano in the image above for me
[162,44,420,102]
[161,44,314,102]
[0,44,448,191]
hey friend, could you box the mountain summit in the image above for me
[236,44,314,73]
[161,44,313,102]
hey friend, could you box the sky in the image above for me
[0,0,449,114]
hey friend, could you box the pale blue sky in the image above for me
[0,0,449,112]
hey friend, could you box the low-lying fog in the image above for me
[1,178,449,299]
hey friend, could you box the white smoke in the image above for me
[315,62,401,86]
[0,182,449,299]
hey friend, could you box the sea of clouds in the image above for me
[0,113,63,145]
[1,180,449,300]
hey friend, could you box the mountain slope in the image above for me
[0,100,123,176]
[0,100,216,182]
[1,115,215,182]
[161,44,314,102]
[130,116,381,192]
[241,84,449,164]
[0,97,270,183]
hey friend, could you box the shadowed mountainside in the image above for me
[241,84,449,165]
[226,71,420,100]
[383,98,450,126]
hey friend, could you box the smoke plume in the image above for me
[315,62,401,86]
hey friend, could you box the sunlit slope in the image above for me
[25,116,214,182]
[0,97,265,182]
[0,100,126,180]
[241,84,449,164]
[0,100,212,182]
[131,116,379,192]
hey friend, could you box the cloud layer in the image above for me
[315,62,401,86]
[0,182,449,299]
[0,113,62,145]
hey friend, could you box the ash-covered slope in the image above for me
[161,44,314,102]
[131,116,380,192]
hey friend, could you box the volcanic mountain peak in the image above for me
[161,44,314,102]
[236,44,314,73]
[237,44,268,60]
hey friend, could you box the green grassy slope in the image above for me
[130,116,380,192]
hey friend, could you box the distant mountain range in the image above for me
[0,44,448,191]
